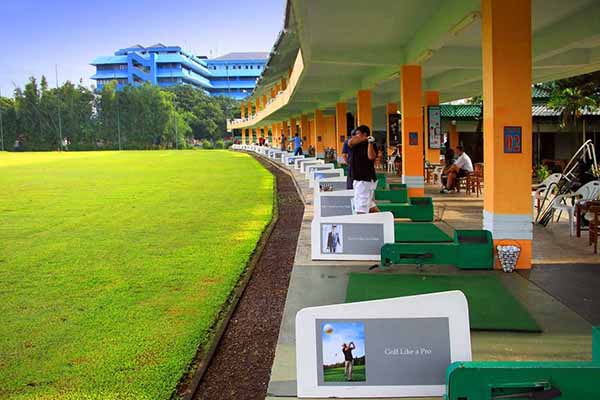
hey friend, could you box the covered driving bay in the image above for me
[227,0,600,399]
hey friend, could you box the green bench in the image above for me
[378,197,434,222]
[445,326,600,400]
[375,188,408,204]
[380,228,494,269]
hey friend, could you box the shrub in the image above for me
[215,139,225,149]
[224,140,234,149]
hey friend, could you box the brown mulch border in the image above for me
[176,152,304,400]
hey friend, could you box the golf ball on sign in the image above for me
[323,324,334,334]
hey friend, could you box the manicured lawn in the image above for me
[0,150,274,399]
[323,365,366,382]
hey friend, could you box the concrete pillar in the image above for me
[262,95,268,110]
[335,102,348,158]
[300,114,310,148]
[424,91,441,164]
[247,102,253,118]
[449,122,459,148]
[255,97,261,113]
[242,128,247,145]
[290,117,297,139]
[248,128,254,144]
[482,0,532,268]
[356,90,373,129]
[281,77,287,91]
[324,115,337,152]
[386,103,398,157]
[400,65,425,197]
[314,109,326,156]
[282,120,289,147]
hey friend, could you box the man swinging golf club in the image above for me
[342,342,356,381]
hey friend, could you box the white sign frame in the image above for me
[308,168,344,188]
[313,189,355,219]
[296,291,472,398]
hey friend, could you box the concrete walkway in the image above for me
[265,163,595,400]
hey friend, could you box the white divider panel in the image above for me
[295,157,316,170]
[309,168,344,188]
[305,163,334,179]
[313,189,354,219]
[296,292,472,398]
[300,160,325,174]
[316,176,348,192]
[284,154,305,167]
[311,212,394,261]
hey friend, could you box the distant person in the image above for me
[326,225,341,253]
[349,125,379,214]
[293,133,303,156]
[342,130,356,190]
[342,342,356,381]
[280,134,287,151]
[441,145,473,193]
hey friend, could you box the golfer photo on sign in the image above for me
[321,321,366,383]
[322,224,343,254]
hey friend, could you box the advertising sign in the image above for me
[428,106,442,149]
[296,292,472,398]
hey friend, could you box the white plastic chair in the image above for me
[551,180,600,236]
[432,166,444,186]
[387,156,396,173]
[532,173,562,210]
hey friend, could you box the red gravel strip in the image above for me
[192,155,304,400]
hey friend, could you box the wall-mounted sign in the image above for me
[388,114,401,146]
[311,213,394,261]
[503,126,522,153]
[428,106,442,149]
[296,291,472,398]
[409,132,419,146]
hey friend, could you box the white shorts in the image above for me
[353,180,377,213]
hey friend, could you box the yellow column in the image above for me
[248,128,254,144]
[356,90,372,129]
[424,91,441,164]
[281,121,289,148]
[335,102,348,158]
[324,115,337,151]
[482,0,532,269]
[271,124,277,146]
[241,129,246,145]
[449,122,459,148]
[385,103,398,157]
[300,114,310,148]
[314,109,326,156]
[401,65,425,197]
[290,118,297,138]
[247,102,253,118]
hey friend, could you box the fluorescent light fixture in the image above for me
[415,49,434,65]
[449,11,481,36]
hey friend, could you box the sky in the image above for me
[0,0,285,97]
[322,321,366,366]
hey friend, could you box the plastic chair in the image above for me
[532,173,562,211]
[551,180,600,236]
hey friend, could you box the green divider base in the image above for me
[381,229,494,269]
[378,197,434,222]
[375,189,408,204]
[389,183,407,191]
[394,223,452,243]
[376,173,387,190]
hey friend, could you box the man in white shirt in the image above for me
[442,145,473,193]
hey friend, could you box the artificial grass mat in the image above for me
[394,223,452,243]
[346,273,541,332]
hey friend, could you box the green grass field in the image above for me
[0,150,274,399]
[323,365,366,382]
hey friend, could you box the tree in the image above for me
[547,71,600,129]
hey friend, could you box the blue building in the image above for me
[90,44,268,100]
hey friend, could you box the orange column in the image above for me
[356,90,372,129]
[449,122,459,148]
[424,91,441,164]
[300,114,310,148]
[281,77,287,91]
[314,109,326,156]
[482,0,532,269]
[335,102,348,159]
[401,65,425,197]
[290,117,297,138]
[241,129,247,145]
[255,97,261,113]
[385,103,398,156]
[281,121,289,147]
[309,119,315,150]
[247,102,253,118]
[262,95,268,110]
[248,128,254,144]
[324,115,337,151]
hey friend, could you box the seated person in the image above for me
[441,145,473,193]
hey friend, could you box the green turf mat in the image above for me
[394,223,452,243]
[346,273,541,332]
